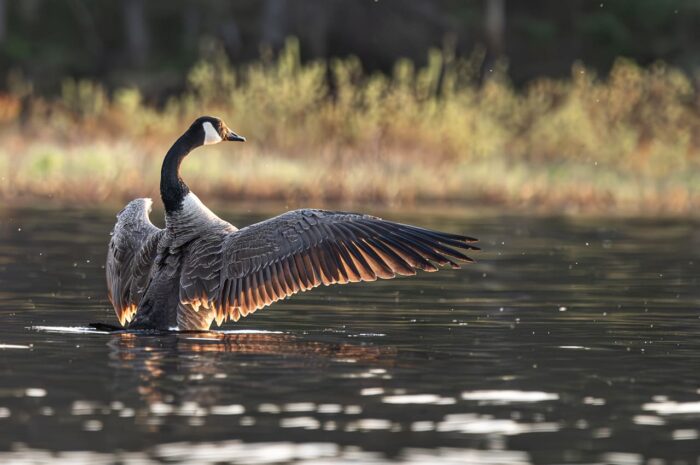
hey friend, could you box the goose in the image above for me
[106,116,478,331]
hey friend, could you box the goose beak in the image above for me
[226,131,246,142]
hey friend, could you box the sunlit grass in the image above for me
[1,38,699,213]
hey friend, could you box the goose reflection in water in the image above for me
[106,331,397,413]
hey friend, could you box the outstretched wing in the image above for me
[179,209,478,327]
[106,198,163,326]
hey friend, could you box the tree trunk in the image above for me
[260,0,287,51]
[485,0,505,58]
[124,0,150,67]
[0,0,6,44]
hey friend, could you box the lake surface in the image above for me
[1,204,699,464]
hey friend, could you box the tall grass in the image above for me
[1,38,699,213]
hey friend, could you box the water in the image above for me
[1,204,699,464]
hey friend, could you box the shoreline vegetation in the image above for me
[1,39,700,214]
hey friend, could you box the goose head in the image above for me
[189,116,246,146]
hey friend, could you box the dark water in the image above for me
[1,204,699,464]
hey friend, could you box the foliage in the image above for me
[1,39,700,213]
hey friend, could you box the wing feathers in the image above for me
[292,254,310,289]
[175,209,476,327]
[282,259,300,293]
[365,238,415,276]
[343,241,377,281]
[106,198,162,327]
[333,241,363,281]
[354,239,396,279]
[380,235,438,272]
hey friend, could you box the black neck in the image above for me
[160,131,200,214]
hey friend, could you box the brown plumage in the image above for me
[106,116,478,331]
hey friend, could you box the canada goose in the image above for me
[106,116,478,331]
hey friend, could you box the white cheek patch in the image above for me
[202,121,223,145]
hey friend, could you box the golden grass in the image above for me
[2,39,700,214]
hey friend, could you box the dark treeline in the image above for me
[1,0,698,97]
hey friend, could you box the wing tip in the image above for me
[116,304,136,327]
[116,198,155,223]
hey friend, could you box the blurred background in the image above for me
[1,0,699,213]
